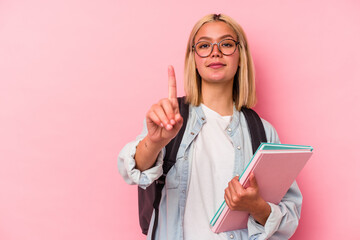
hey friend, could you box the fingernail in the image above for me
[170,119,176,125]
[166,124,173,130]
[175,114,182,121]
[160,123,164,127]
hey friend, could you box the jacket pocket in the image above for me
[165,164,180,189]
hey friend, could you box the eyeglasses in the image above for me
[192,39,240,58]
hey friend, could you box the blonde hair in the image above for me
[184,13,256,110]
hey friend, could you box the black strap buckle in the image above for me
[155,175,166,185]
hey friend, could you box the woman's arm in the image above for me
[246,119,303,239]
[247,182,302,239]
[134,66,183,171]
[118,66,183,186]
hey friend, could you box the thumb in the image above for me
[249,173,258,188]
[172,114,183,131]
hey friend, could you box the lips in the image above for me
[207,62,226,69]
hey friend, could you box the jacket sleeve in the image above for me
[117,119,165,189]
[247,119,303,240]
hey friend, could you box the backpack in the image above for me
[137,96,267,239]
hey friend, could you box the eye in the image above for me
[221,40,235,48]
[197,42,211,49]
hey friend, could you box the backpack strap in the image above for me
[241,107,267,153]
[163,97,189,174]
[150,97,189,240]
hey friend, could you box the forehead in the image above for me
[195,21,237,42]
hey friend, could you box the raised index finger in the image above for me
[168,65,177,100]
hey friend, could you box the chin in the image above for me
[206,74,229,82]
[204,78,231,84]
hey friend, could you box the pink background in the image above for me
[1,0,359,239]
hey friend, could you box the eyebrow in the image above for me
[197,34,236,42]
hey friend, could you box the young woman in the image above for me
[118,14,302,240]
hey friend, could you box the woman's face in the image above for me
[194,21,240,85]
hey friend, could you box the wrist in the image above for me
[143,135,167,153]
[250,199,271,226]
[134,136,166,172]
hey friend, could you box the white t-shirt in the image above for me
[184,104,235,240]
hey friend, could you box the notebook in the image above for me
[210,143,313,233]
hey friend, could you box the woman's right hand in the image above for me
[145,65,183,148]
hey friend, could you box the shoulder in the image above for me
[260,118,280,144]
[238,109,280,144]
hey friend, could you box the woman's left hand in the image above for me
[224,173,271,226]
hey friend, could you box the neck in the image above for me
[201,80,234,116]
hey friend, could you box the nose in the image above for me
[211,43,222,57]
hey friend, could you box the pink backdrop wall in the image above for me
[1,0,359,239]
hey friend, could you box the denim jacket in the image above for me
[118,104,302,240]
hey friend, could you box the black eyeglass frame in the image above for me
[192,39,241,58]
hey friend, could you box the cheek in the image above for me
[228,57,240,77]
[194,56,202,69]
[233,53,240,66]
[194,57,207,75]
[231,56,240,70]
